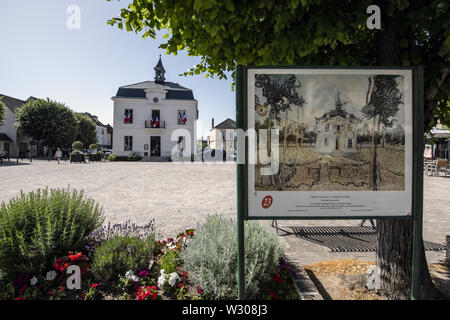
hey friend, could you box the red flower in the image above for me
[136,286,157,300]
[178,283,184,288]
[14,296,23,301]
[91,283,99,289]
[54,261,69,272]
[18,285,27,295]
[269,291,276,299]
[81,264,91,273]
[271,273,284,284]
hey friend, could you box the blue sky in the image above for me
[0,0,235,138]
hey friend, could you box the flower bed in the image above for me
[0,198,298,300]
[0,228,298,300]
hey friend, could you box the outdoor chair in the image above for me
[429,159,449,176]
[424,159,436,176]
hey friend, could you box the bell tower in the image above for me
[154,54,166,84]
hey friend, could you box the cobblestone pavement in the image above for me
[0,160,448,264]
[0,160,237,238]
[261,173,450,265]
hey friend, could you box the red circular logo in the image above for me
[262,195,273,209]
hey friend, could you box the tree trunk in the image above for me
[370,116,378,190]
[375,0,442,299]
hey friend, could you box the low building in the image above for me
[0,94,33,157]
[209,118,236,152]
[315,93,358,155]
[82,112,111,149]
[112,56,198,158]
[426,123,450,159]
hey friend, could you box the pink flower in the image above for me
[139,270,149,277]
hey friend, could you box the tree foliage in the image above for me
[16,99,77,148]
[107,0,449,130]
[74,113,97,147]
[0,98,6,126]
[362,75,403,128]
[255,75,305,120]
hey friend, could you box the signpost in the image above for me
[236,65,424,300]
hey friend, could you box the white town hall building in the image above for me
[112,57,198,159]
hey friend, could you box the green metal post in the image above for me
[411,66,424,300]
[236,65,245,300]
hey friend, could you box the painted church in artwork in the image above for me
[314,93,358,155]
[112,56,198,158]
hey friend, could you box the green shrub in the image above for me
[0,188,104,277]
[107,153,142,161]
[72,141,84,150]
[91,235,156,282]
[127,152,141,161]
[158,250,180,274]
[70,150,86,162]
[181,215,283,299]
[89,144,98,151]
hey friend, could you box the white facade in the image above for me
[95,124,108,147]
[315,95,358,155]
[315,116,357,154]
[112,82,198,158]
[208,118,236,151]
[0,104,18,156]
[0,95,32,157]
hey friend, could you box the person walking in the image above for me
[54,148,63,164]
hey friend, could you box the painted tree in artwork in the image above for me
[255,75,305,188]
[362,75,403,190]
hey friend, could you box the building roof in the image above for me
[0,133,13,142]
[214,118,236,129]
[0,94,27,113]
[154,56,166,73]
[114,81,195,101]
[316,94,357,122]
[429,128,450,138]
[82,112,107,127]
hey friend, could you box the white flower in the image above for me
[160,269,165,275]
[0,269,6,280]
[168,272,180,287]
[30,276,38,286]
[46,270,57,281]
[125,270,140,282]
[157,274,166,288]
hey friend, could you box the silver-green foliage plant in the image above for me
[0,188,104,277]
[181,214,283,299]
